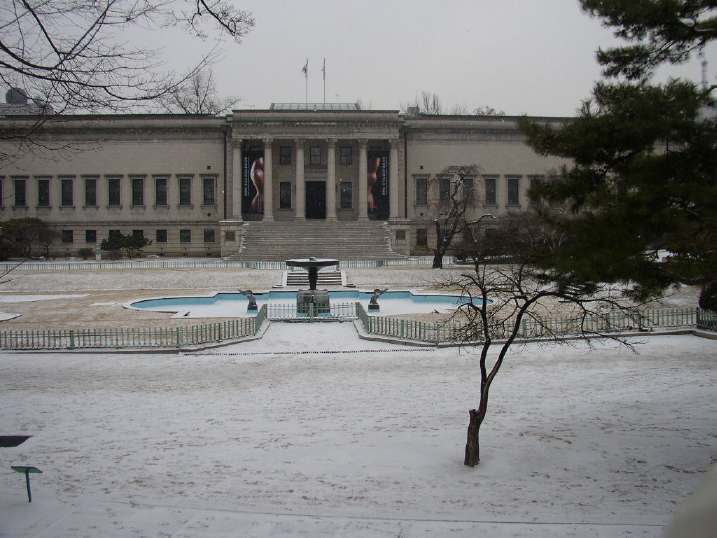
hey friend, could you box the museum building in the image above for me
[0,102,569,259]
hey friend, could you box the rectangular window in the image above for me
[85,230,96,243]
[14,178,27,207]
[279,181,291,209]
[202,176,216,206]
[109,229,121,241]
[484,176,497,206]
[132,229,144,240]
[62,230,73,243]
[204,229,216,243]
[61,177,74,207]
[0,177,3,207]
[439,177,451,202]
[279,145,292,165]
[415,176,428,206]
[462,177,474,202]
[339,145,353,166]
[309,145,321,165]
[155,176,168,206]
[416,228,428,247]
[156,229,167,243]
[395,230,406,240]
[179,176,192,206]
[340,181,353,209]
[108,177,121,207]
[84,178,97,207]
[507,176,521,206]
[37,178,50,207]
[131,177,144,207]
[225,231,236,242]
[180,229,191,243]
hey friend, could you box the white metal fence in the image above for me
[266,302,357,320]
[0,256,450,273]
[0,310,266,351]
[357,303,714,344]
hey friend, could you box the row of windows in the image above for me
[276,181,354,209]
[61,229,217,244]
[415,175,545,207]
[278,144,354,166]
[0,175,216,209]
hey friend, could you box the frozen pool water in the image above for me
[129,290,475,317]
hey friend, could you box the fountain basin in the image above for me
[128,290,485,318]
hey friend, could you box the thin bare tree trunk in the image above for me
[464,408,482,466]
[432,250,444,269]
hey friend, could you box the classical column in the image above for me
[295,139,305,220]
[231,138,242,220]
[326,139,337,221]
[358,139,368,220]
[389,139,400,220]
[263,137,273,221]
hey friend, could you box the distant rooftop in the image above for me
[270,102,360,111]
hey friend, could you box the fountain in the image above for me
[285,257,338,315]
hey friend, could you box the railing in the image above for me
[254,303,268,331]
[0,257,453,273]
[697,308,717,331]
[0,259,288,272]
[267,302,357,320]
[338,256,453,269]
[0,312,265,351]
[356,304,713,344]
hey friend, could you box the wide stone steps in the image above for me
[234,221,402,261]
[286,270,342,287]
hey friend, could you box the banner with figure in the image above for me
[367,150,389,220]
[242,149,265,218]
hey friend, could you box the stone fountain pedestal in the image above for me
[286,257,338,316]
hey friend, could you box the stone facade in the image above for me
[0,108,570,257]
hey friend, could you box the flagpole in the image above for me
[322,58,326,105]
[302,58,308,105]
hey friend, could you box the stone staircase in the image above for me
[233,220,401,261]
[285,269,343,288]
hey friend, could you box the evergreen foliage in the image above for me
[521,1,717,304]
[101,232,151,259]
[0,218,58,259]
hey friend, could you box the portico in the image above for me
[229,107,402,223]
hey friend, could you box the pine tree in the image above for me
[521,1,717,307]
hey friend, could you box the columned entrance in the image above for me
[305,181,326,219]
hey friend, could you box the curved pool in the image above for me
[129,290,473,318]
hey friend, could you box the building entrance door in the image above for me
[305,181,326,219]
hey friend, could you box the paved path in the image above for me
[195,321,411,356]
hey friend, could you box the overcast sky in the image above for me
[155,0,714,116]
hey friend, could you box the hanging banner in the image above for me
[242,149,265,218]
[367,150,389,220]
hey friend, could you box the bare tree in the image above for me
[441,214,639,466]
[450,103,470,115]
[473,105,505,116]
[402,91,442,114]
[160,69,239,114]
[0,0,254,153]
[430,165,487,269]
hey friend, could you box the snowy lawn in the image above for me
[1,328,716,537]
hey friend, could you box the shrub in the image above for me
[78,247,95,260]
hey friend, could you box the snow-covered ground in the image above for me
[2,328,716,537]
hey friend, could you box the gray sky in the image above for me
[155,0,715,116]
